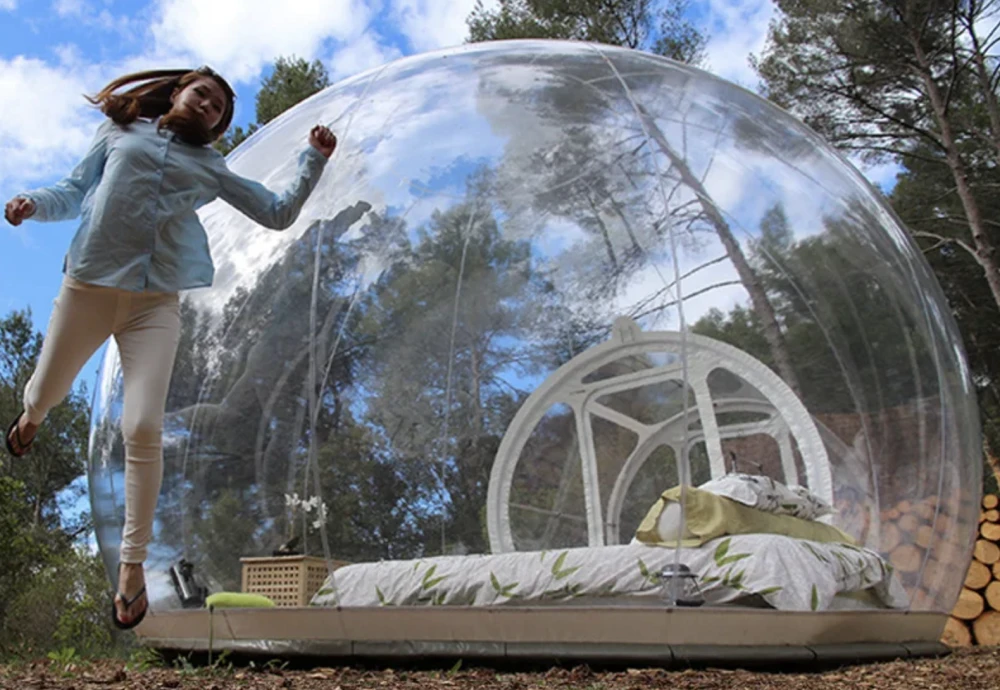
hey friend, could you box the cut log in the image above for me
[974,539,1000,565]
[984,494,999,510]
[972,610,1000,646]
[981,521,1000,541]
[882,522,902,553]
[994,561,1000,579]
[898,500,913,514]
[889,544,923,573]
[899,514,920,533]
[984,509,1000,522]
[952,587,985,620]
[909,587,932,608]
[942,615,973,647]
[935,540,964,565]
[881,508,900,521]
[985,581,1000,611]
[914,502,937,522]
[965,560,993,590]
[941,492,961,517]
[934,514,954,535]
[920,558,944,590]
[915,525,935,549]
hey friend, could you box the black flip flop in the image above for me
[5,411,34,457]
[111,565,148,630]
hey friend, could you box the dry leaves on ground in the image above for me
[0,647,997,690]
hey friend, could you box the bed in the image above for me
[309,533,908,612]
[310,322,904,614]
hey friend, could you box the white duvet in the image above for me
[309,534,909,612]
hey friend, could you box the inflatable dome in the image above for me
[87,39,981,661]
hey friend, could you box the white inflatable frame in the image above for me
[486,316,833,553]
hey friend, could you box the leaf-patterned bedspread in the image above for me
[309,534,909,611]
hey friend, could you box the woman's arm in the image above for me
[215,126,335,230]
[17,119,114,223]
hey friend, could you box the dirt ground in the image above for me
[0,646,997,690]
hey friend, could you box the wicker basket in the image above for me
[240,555,349,607]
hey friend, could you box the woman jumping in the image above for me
[4,65,337,631]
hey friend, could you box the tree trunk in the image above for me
[583,188,619,271]
[634,105,802,397]
[964,3,1000,160]
[910,30,1000,312]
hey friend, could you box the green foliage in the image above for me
[125,646,164,672]
[751,0,956,162]
[255,56,330,126]
[213,123,258,156]
[753,0,1000,477]
[215,55,330,155]
[0,309,90,537]
[46,646,80,676]
[466,0,707,64]
[0,309,116,662]
[890,139,1000,457]
[0,477,52,618]
[0,547,118,660]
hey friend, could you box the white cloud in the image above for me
[701,0,775,91]
[0,0,17,10]
[391,0,494,52]
[0,55,107,194]
[328,32,402,82]
[150,0,374,83]
[53,0,84,17]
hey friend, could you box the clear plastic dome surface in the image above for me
[87,40,982,616]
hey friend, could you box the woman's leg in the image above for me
[12,277,117,451]
[112,290,181,624]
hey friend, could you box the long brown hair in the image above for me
[85,67,236,146]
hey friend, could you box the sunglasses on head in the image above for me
[194,65,236,101]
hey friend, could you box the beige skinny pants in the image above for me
[24,275,180,564]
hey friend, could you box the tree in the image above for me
[890,135,1000,462]
[0,310,90,536]
[466,12,803,396]
[354,171,556,555]
[215,56,332,155]
[256,56,331,126]
[0,311,114,659]
[752,0,1000,313]
[467,0,708,64]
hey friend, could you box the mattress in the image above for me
[309,534,909,611]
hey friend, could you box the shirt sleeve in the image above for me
[215,145,329,230]
[21,119,113,223]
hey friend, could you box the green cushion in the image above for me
[635,485,855,547]
[205,592,276,609]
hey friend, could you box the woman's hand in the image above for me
[4,197,36,226]
[309,125,337,158]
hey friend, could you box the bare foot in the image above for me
[6,414,37,455]
[115,562,147,625]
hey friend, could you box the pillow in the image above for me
[697,473,833,521]
[634,485,854,548]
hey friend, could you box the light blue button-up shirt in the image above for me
[22,117,328,292]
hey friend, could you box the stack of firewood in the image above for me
[941,493,1000,647]
[877,488,971,610]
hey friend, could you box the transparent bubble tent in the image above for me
[87,40,982,664]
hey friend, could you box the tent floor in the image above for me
[136,605,951,668]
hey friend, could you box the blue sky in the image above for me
[0,0,899,399]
